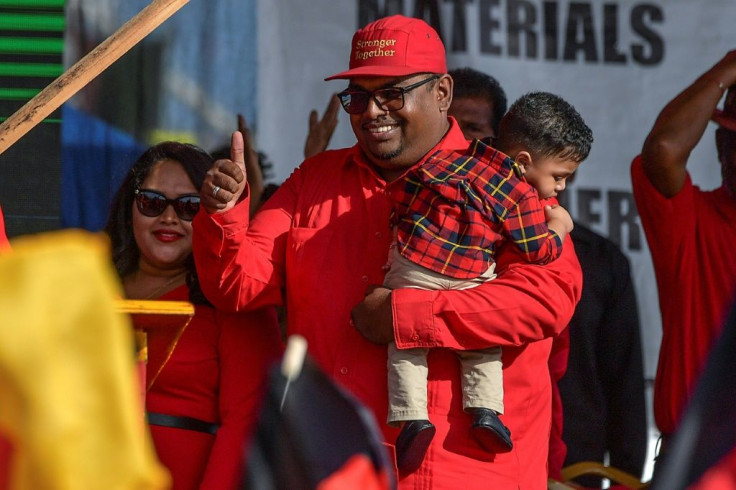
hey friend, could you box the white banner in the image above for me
[257,0,735,379]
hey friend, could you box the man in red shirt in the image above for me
[193,15,582,488]
[633,50,736,469]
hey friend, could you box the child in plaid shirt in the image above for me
[385,91,593,473]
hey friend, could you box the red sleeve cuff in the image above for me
[195,197,251,236]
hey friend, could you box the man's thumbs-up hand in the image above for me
[201,131,247,214]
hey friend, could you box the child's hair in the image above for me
[496,91,593,163]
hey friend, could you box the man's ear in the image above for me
[436,74,453,112]
[514,150,533,175]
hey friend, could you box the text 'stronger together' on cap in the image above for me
[325,15,447,81]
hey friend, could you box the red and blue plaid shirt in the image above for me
[388,138,562,279]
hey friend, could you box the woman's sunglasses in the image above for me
[134,189,201,221]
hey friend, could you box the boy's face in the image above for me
[523,155,580,199]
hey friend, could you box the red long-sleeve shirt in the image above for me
[193,121,582,489]
[389,138,562,279]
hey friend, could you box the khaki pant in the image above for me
[384,247,503,425]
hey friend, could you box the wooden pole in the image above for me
[0,0,191,154]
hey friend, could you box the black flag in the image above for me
[244,337,395,490]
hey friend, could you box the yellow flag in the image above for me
[0,230,170,489]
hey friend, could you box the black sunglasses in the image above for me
[134,189,201,221]
[337,75,440,114]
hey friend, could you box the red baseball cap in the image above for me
[325,15,446,81]
[712,86,736,132]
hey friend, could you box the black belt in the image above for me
[147,412,219,435]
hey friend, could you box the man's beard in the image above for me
[372,144,403,162]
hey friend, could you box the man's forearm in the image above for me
[392,239,582,350]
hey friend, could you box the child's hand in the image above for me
[545,204,574,237]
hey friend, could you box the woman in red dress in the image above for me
[105,142,282,489]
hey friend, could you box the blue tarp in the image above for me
[61,104,145,231]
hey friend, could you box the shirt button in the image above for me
[411,333,419,341]
[375,231,383,238]
[361,275,369,282]
[340,367,348,375]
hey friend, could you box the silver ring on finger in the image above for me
[212,185,221,197]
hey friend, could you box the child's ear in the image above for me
[514,151,533,175]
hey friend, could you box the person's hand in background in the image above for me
[304,94,340,159]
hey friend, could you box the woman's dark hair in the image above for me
[104,141,213,304]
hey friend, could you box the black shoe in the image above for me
[395,419,436,474]
[471,408,513,453]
